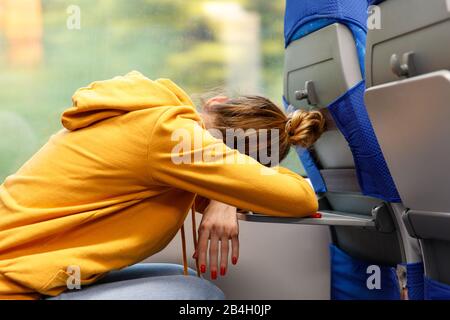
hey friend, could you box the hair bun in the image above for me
[286,110,326,148]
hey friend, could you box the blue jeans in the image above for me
[47,263,225,300]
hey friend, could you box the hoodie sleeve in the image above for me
[147,105,318,218]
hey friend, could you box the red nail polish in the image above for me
[200,265,206,273]
[220,267,226,276]
[211,270,217,280]
[310,213,322,219]
[232,257,238,265]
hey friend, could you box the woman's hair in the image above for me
[204,95,327,166]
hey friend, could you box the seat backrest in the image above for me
[285,22,376,215]
[364,0,450,286]
[283,0,408,265]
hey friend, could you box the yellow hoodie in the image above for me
[0,71,318,299]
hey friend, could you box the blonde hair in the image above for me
[204,95,326,166]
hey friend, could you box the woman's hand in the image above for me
[195,200,239,280]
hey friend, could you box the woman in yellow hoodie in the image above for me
[0,71,325,300]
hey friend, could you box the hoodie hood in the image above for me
[62,71,195,131]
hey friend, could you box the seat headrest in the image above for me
[284,0,369,46]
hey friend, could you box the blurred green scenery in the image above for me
[0,0,303,182]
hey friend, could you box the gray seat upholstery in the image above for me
[283,22,418,266]
[364,0,450,282]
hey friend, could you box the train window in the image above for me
[0,0,302,181]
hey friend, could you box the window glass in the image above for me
[0,0,303,181]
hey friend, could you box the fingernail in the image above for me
[211,270,217,280]
[220,267,226,276]
[232,257,238,265]
[310,213,322,219]
[200,265,206,273]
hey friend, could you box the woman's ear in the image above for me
[207,96,228,106]
[203,96,229,113]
